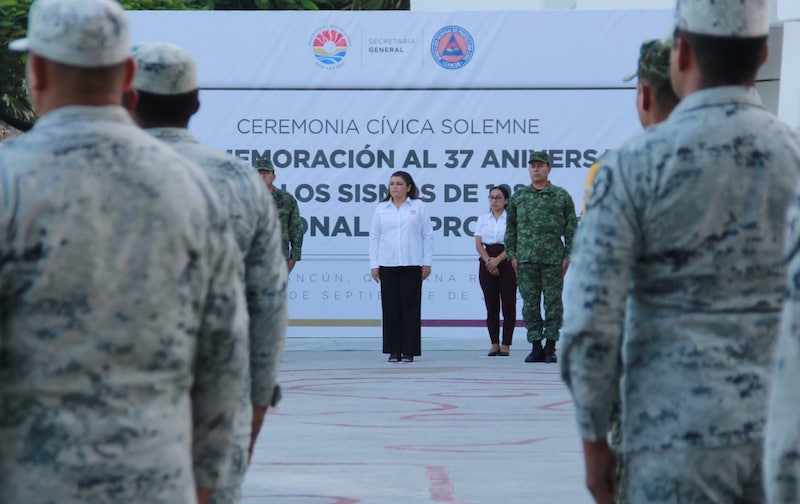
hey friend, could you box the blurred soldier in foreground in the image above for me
[584,38,680,504]
[0,1,248,503]
[128,42,288,504]
[766,195,800,504]
[561,0,800,502]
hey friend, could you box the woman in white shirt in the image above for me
[475,185,517,356]
[369,171,433,363]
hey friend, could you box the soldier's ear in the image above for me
[27,53,47,93]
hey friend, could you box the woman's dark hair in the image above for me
[381,170,419,201]
[490,184,511,209]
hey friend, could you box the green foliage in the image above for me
[247,0,409,9]
[122,0,213,9]
[0,0,35,129]
[348,0,409,9]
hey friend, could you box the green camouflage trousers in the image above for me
[517,261,563,342]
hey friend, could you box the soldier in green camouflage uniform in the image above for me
[505,151,577,364]
[256,160,304,273]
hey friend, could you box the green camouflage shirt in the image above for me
[272,187,304,261]
[505,182,578,265]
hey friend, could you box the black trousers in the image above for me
[478,244,517,346]
[379,266,422,356]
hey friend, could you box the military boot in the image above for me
[524,340,545,363]
[544,339,557,364]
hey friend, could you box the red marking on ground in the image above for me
[426,465,455,502]
[248,462,478,504]
[538,399,574,411]
[244,495,358,503]
[387,436,550,453]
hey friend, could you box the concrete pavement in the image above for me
[244,333,594,504]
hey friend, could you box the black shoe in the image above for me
[388,353,400,362]
[524,341,545,363]
[401,355,414,363]
[488,345,499,357]
[497,345,510,357]
[544,339,557,364]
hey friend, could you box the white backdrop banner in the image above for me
[128,9,674,334]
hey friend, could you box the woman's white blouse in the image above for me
[476,210,507,245]
[369,198,434,269]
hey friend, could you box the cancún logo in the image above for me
[430,25,474,70]
[311,26,350,69]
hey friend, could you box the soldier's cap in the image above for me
[674,0,769,37]
[9,0,130,68]
[132,42,199,95]
[623,39,671,83]
[528,151,550,165]
[254,159,274,172]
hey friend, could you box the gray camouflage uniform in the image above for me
[146,127,288,503]
[0,106,249,503]
[561,86,800,501]
[766,189,800,504]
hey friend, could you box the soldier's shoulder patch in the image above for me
[586,165,612,210]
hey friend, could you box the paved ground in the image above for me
[244,334,594,503]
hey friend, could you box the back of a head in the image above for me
[130,42,200,126]
[673,0,769,87]
[8,0,131,109]
[9,0,129,68]
[637,39,680,112]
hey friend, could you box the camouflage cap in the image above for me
[9,0,130,68]
[675,0,769,37]
[132,42,199,95]
[254,159,274,172]
[623,39,671,83]
[528,151,550,165]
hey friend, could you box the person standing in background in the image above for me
[0,1,249,502]
[127,42,288,504]
[369,170,433,363]
[505,151,578,364]
[475,185,517,357]
[561,0,800,502]
[256,159,304,273]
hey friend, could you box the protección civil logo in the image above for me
[430,25,474,70]
[310,26,351,69]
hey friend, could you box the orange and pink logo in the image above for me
[312,27,350,68]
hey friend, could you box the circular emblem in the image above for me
[431,25,474,70]
[587,165,612,210]
[312,27,350,67]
